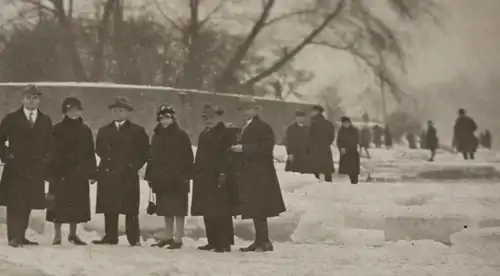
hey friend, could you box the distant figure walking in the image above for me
[337,117,361,184]
[284,111,309,173]
[425,121,439,162]
[307,105,335,182]
[406,133,417,149]
[482,130,492,149]
[452,108,478,160]
[373,125,383,148]
[359,124,372,159]
[384,125,393,149]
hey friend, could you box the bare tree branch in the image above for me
[244,0,346,87]
[263,8,319,28]
[199,0,229,27]
[152,0,184,32]
[21,0,57,14]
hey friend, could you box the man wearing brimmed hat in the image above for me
[284,110,309,173]
[452,108,478,160]
[0,85,54,247]
[307,104,335,182]
[191,104,236,253]
[229,97,286,252]
[92,96,149,246]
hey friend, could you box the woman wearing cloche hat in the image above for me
[46,97,97,245]
[145,105,194,250]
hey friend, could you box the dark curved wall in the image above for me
[0,83,315,144]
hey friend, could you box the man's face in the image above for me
[111,107,129,122]
[203,114,219,128]
[311,110,320,117]
[342,121,350,128]
[239,106,258,120]
[296,115,306,125]
[66,108,82,120]
[159,116,174,127]
[22,94,40,110]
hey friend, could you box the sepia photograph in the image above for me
[0,0,498,275]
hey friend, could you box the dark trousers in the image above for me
[253,217,270,244]
[104,213,140,244]
[462,151,475,160]
[6,205,31,242]
[203,215,234,248]
[348,174,359,184]
[429,148,436,160]
[314,173,332,182]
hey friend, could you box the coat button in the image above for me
[105,168,110,172]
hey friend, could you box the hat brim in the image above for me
[108,103,133,111]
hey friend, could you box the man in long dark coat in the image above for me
[337,116,360,184]
[92,97,149,246]
[229,97,286,252]
[191,104,235,253]
[425,120,439,162]
[484,130,492,150]
[0,85,54,247]
[284,111,309,173]
[307,105,335,182]
[373,125,383,148]
[452,108,478,160]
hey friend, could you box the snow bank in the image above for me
[451,227,500,264]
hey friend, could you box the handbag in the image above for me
[146,188,157,215]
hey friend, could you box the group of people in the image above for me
[0,85,286,253]
[283,106,360,185]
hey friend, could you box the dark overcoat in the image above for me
[453,115,478,152]
[284,123,309,173]
[307,114,335,174]
[359,127,371,148]
[95,121,149,215]
[0,108,54,209]
[230,116,286,219]
[144,122,193,216]
[373,125,383,146]
[425,126,439,150]
[191,122,235,216]
[46,117,97,223]
[337,126,360,176]
[384,127,393,147]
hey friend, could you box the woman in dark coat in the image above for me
[191,104,235,253]
[47,97,97,245]
[284,111,309,173]
[337,116,360,184]
[425,120,439,162]
[145,105,193,250]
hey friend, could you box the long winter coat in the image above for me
[384,127,393,147]
[46,117,97,223]
[230,116,286,219]
[307,114,335,174]
[144,122,193,216]
[359,127,371,148]
[0,108,54,209]
[453,115,478,152]
[95,121,149,215]
[425,126,439,150]
[191,122,235,216]
[337,126,360,176]
[284,123,309,173]
[373,125,383,147]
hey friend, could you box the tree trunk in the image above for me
[89,0,115,82]
[178,0,202,89]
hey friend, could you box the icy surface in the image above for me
[0,146,498,275]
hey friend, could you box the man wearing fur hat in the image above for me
[307,105,335,182]
[92,96,149,246]
[229,97,286,252]
[0,85,54,247]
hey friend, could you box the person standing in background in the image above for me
[452,108,478,160]
[46,97,97,245]
[373,125,383,148]
[92,96,149,246]
[307,105,335,182]
[284,110,309,173]
[425,120,439,162]
[145,105,193,250]
[337,116,361,184]
[384,126,393,149]
[0,85,54,248]
[191,104,235,253]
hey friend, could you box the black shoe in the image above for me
[129,242,141,247]
[151,239,173,248]
[22,238,39,246]
[239,242,257,252]
[68,235,87,246]
[92,238,118,245]
[8,240,23,248]
[53,238,62,245]
[167,241,182,250]
[255,241,274,252]
[197,244,215,251]
[214,246,231,253]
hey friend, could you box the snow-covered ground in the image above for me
[0,146,499,276]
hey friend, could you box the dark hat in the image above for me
[156,105,176,119]
[23,85,42,96]
[295,110,306,116]
[312,105,324,112]
[237,97,260,110]
[108,96,133,111]
[340,116,351,123]
[458,108,466,114]
[62,97,82,113]
[201,104,224,118]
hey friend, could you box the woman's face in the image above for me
[159,116,174,127]
[65,108,82,120]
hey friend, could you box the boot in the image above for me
[255,241,274,252]
[167,241,183,250]
[68,235,87,246]
[197,244,215,251]
[239,242,257,252]
[22,238,39,245]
